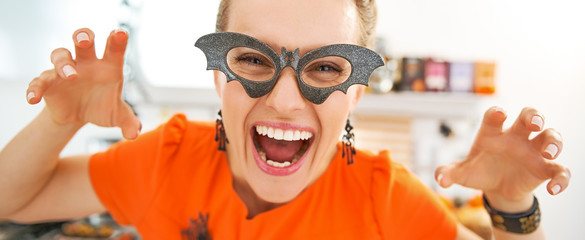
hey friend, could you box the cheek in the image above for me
[315,91,354,139]
[221,82,256,142]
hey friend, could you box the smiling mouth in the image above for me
[252,125,313,169]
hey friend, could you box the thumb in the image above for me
[435,163,460,188]
[116,103,141,140]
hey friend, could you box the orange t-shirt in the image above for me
[90,114,457,239]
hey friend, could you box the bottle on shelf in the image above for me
[474,61,496,94]
[449,62,474,93]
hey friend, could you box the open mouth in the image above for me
[251,124,313,175]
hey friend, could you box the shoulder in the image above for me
[351,148,419,203]
[90,113,217,167]
[141,113,216,150]
[350,147,409,186]
[354,146,435,204]
[354,147,457,239]
[158,113,214,143]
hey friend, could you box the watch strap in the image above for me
[482,194,541,234]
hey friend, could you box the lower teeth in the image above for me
[266,160,291,168]
[259,150,298,168]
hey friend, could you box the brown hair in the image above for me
[214,0,378,48]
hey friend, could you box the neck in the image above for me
[232,178,284,219]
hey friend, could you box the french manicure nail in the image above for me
[545,144,559,158]
[62,65,77,78]
[531,115,544,130]
[27,92,35,102]
[113,29,128,38]
[551,185,561,195]
[76,32,90,44]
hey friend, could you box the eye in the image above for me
[302,56,352,88]
[227,47,276,82]
[238,54,268,66]
[313,64,341,73]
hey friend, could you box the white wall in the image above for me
[1,0,584,238]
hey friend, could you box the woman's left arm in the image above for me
[436,106,571,240]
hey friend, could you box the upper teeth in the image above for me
[256,125,313,141]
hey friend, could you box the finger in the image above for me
[102,29,129,66]
[546,164,571,195]
[510,107,544,138]
[435,163,460,188]
[531,128,563,159]
[477,106,507,137]
[26,70,58,104]
[50,48,78,80]
[72,28,97,61]
[116,103,141,140]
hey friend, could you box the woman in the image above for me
[0,0,571,239]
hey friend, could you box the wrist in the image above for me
[483,191,534,213]
[483,193,541,234]
[39,107,85,133]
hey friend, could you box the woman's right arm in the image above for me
[0,28,140,222]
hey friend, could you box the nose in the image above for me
[265,67,307,113]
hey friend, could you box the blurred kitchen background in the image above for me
[1,0,584,239]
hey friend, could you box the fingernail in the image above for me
[62,65,77,78]
[545,144,559,158]
[531,115,544,130]
[27,92,35,102]
[113,29,128,39]
[76,32,90,44]
[437,173,444,184]
[551,185,561,195]
[494,106,506,115]
[137,122,142,136]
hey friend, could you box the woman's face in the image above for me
[215,0,363,203]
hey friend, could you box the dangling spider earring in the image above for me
[215,110,229,151]
[342,118,356,165]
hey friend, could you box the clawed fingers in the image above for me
[546,163,571,195]
[116,103,142,140]
[477,106,508,137]
[510,107,544,138]
[50,48,77,81]
[435,163,460,188]
[531,128,563,159]
[26,70,58,104]
[73,28,97,61]
[103,29,129,66]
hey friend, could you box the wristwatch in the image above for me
[482,194,541,234]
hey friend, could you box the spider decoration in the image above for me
[181,212,211,240]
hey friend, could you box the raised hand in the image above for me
[435,107,571,206]
[26,28,140,139]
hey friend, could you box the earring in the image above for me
[215,110,229,151]
[342,118,356,165]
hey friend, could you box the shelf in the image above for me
[127,83,490,119]
[355,92,489,119]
